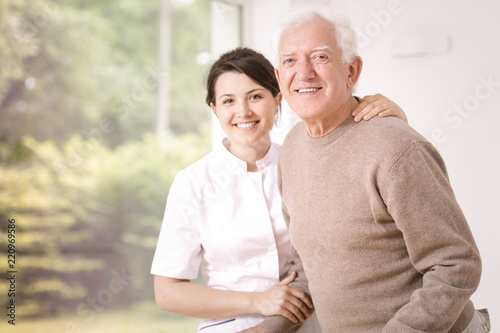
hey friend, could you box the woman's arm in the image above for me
[352,93,408,123]
[154,272,313,324]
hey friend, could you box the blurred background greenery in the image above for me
[0,0,213,331]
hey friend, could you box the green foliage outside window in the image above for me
[0,0,213,330]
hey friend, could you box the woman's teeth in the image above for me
[235,122,257,128]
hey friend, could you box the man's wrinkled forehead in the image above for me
[277,20,338,54]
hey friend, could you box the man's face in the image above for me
[276,19,359,122]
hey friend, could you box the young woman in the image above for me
[151,47,408,333]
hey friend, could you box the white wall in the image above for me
[245,0,499,326]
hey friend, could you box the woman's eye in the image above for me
[250,94,262,100]
[223,99,233,104]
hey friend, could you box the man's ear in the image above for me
[275,67,282,86]
[347,56,363,88]
[276,92,283,105]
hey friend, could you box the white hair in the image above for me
[272,3,359,65]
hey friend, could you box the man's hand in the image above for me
[237,325,271,333]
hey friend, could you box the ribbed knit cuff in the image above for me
[382,301,476,333]
[448,301,475,333]
[258,315,301,333]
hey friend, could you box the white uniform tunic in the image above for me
[151,139,321,332]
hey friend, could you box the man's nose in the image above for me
[296,58,316,80]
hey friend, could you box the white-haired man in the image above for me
[244,5,490,333]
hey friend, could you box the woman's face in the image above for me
[211,71,281,152]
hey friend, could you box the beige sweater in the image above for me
[268,115,481,332]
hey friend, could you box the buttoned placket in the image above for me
[247,169,281,280]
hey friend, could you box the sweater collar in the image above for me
[303,115,357,146]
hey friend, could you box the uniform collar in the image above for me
[218,138,278,172]
[256,143,278,171]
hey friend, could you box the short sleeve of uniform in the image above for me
[150,170,202,279]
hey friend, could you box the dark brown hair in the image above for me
[205,47,280,107]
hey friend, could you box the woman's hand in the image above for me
[250,271,313,324]
[352,93,408,123]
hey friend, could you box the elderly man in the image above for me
[248,5,489,333]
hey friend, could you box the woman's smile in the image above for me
[234,121,259,129]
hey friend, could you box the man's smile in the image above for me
[296,88,322,93]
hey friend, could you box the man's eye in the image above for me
[283,58,295,65]
[313,54,328,62]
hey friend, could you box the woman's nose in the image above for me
[236,102,252,116]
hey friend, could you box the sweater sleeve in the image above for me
[258,160,311,333]
[381,142,482,332]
